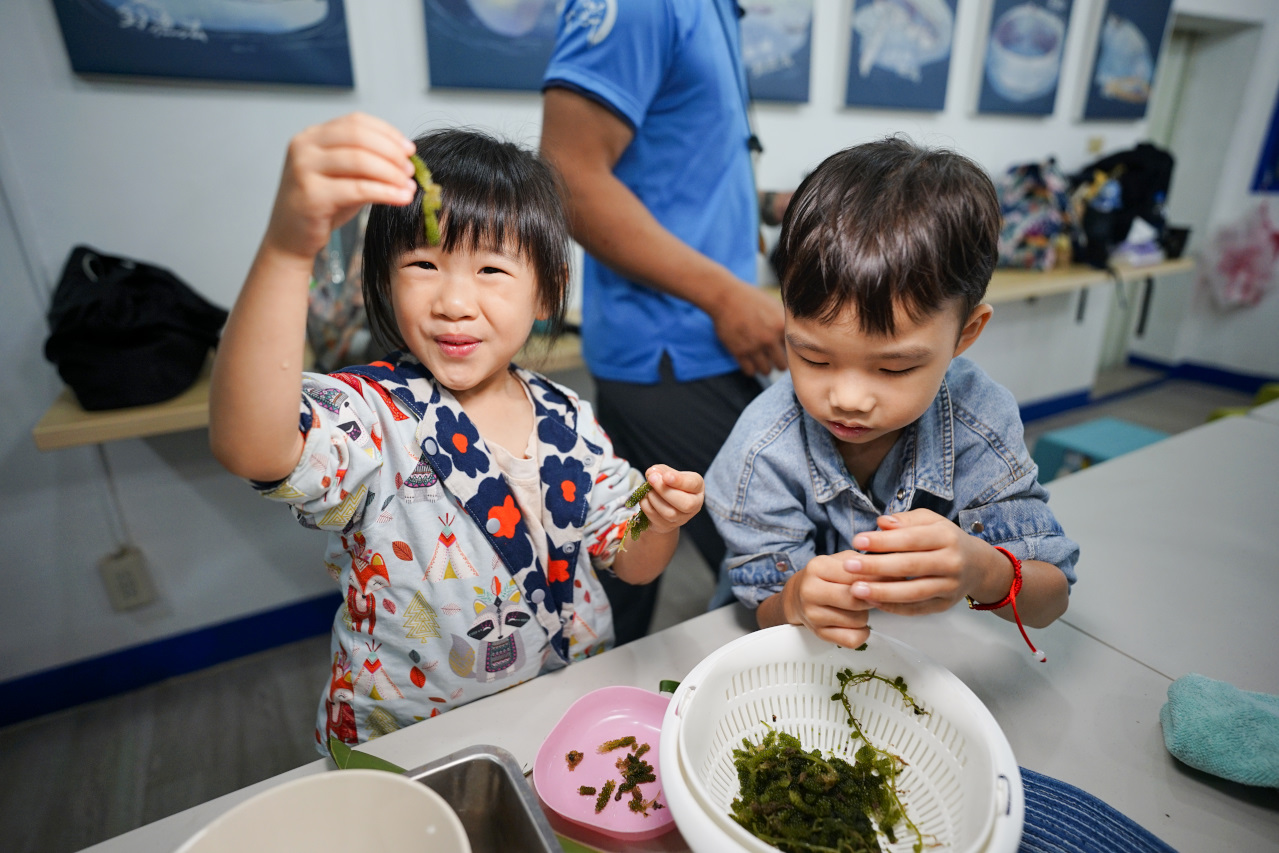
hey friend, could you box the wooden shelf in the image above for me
[33,260,1197,452]
[32,334,585,452]
[33,357,217,451]
[985,257,1195,303]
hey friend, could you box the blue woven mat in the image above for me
[1020,767,1177,853]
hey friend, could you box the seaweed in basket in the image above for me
[729,667,927,853]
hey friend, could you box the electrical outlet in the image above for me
[98,545,157,611]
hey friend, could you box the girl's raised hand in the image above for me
[263,112,418,263]
[636,465,704,533]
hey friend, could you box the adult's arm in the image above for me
[540,86,785,376]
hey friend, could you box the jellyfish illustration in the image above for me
[1094,14,1154,104]
[854,0,954,83]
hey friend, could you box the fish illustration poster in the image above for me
[978,0,1074,116]
[1082,0,1172,120]
[424,0,558,91]
[742,1,813,103]
[50,0,353,86]
[845,0,957,111]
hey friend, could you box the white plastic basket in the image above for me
[660,626,1023,853]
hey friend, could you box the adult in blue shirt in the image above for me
[541,0,787,643]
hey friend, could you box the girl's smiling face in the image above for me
[391,241,544,404]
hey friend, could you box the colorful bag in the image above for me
[995,159,1072,271]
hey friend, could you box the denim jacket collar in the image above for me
[802,374,956,508]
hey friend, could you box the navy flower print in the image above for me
[541,454,591,529]
[470,476,534,570]
[436,408,489,478]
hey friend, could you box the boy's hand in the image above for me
[264,112,418,263]
[782,553,872,648]
[635,465,704,533]
[842,509,1012,615]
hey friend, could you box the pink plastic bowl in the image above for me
[533,685,676,842]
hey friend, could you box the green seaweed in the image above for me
[728,668,927,853]
[409,154,442,246]
[619,482,652,550]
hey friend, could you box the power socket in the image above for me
[97,545,157,611]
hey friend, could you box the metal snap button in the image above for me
[896,488,907,501]
[970,521,984,533]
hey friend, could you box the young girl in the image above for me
[209,113,704,750]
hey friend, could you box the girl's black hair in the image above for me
[362,128,571,354]
[774,136,1000,335]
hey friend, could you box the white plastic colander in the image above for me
[659,626,1023,853]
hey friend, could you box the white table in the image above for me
[1047,414,1279,694]
[1249,397,1279,425]
[82,602,1279,853]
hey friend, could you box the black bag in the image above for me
[44,245,229,411]
[1070,142,1176,267]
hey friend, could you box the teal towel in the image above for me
[1160,673,1279,788]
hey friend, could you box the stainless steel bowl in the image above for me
[405,745,560,853]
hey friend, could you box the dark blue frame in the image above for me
[51,0,353,87]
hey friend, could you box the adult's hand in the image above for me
[707,284,787,376]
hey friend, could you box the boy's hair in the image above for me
[362,128,571,354]
[774,136,1000,335]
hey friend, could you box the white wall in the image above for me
[1129,0,1279,375]
[1,0,1275,683]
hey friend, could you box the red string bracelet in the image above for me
[966,546,1046,662]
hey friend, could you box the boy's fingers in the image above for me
[876,509,941,528]
[844,552,943,580]
[853,523,951,554]
[851,577,952,605]
[811,623,871,649]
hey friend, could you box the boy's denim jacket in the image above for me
[706,357,1079,608]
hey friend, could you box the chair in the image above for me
[1031,417,1170,482]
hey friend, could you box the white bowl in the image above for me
[660,626,1023,852]
[175,770,471,853]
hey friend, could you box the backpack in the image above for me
[44,245,228,411]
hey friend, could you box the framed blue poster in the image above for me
[1082,0,1173,120]
[424,0,558,91]
[978,0,1073,115]
[50,0,353,87]
[743,0,813,103]
[845,0,957,111]
[1251,87,1279,193]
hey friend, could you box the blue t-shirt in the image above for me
[544,0,760,384]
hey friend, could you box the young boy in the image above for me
[705,138,1078,652]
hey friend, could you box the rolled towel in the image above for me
[1160,673,1279,788]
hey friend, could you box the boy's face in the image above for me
[785,298,991,461]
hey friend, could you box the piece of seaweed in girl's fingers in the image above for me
[409,154,442,246]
